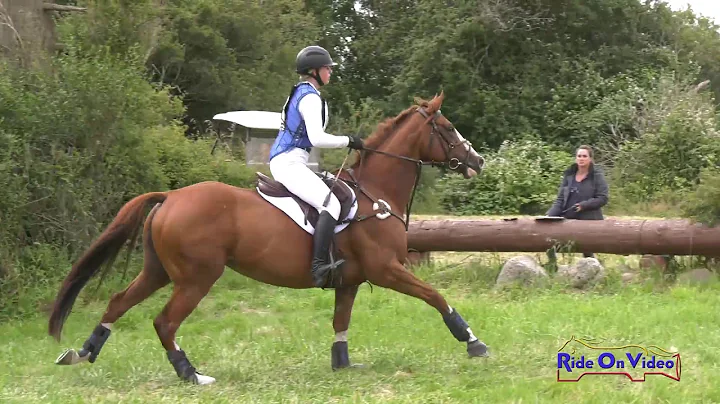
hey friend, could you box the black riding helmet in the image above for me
[295,45,338,86]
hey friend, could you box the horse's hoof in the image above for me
[467,340,489,358]
[55,348,89,365]
[167,349,215,385]
[192,373,216,385]
[333,363,366,371]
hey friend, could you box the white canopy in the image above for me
[212,111,281,130]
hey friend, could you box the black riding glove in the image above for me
[347,136,364,150]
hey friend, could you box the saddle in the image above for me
[256,172,356,229]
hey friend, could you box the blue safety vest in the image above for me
[268,82,327,161]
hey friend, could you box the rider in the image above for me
[268,45,364,287]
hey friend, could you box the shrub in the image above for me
[607,70,720,203]
[437,138,573,215]
[0,44,259,319]
[681,166,720,227]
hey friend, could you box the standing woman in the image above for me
[546,145,609,258]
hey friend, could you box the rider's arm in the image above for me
[298,94,350,148]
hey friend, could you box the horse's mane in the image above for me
[350,96,440,168]
[363,106,418,150]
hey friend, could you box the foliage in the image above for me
[318,0,720,152]
[608,70,720,202]
[0,17,257,315]
[148,126,258,189]
[0,46,179,247]
[52,0,720,152]
[437,138,573,215]
[147,0,321,134]
[681,166,720,227]
[55,0,166,61]
[542,63,662,148]
[5,0,720,318]
[317,97,387,173]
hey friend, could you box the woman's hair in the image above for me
[576,145,593,158]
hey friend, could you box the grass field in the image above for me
[1,252,719,403]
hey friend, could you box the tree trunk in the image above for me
[0,0,54,67]
[406,218,720,257]
[0,1,85,68]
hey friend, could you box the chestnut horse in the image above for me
[48,92,488,385]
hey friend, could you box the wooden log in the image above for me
[406,218,720,257]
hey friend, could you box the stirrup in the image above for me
[312,258,345,288]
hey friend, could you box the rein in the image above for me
[339,107,475,231]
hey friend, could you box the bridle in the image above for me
[341,106,485,230]
[417,107,476,171]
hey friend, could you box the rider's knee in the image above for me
[322,195,341,220]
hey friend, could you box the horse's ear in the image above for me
[428,91,445,113]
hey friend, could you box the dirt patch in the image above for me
[238,302,271,315]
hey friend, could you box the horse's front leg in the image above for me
[331,284,361,370]
[371,260,489,358]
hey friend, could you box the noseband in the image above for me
[342,107,484,230]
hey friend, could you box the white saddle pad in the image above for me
[256,173,358,235]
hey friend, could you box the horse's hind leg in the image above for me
[153,271,221,385]
[331,285,361,370]
[55,211,170,366]
[371,261,489,358]
[54,270,170,366]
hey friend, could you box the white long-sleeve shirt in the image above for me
[297,84,349,148]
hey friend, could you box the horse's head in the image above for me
[346,92,486,228]
[412,92,485,178]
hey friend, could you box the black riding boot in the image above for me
[312,211,344,288]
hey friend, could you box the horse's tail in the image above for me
[48,191,168,342]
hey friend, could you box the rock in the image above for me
[677,268,717,285]
[496,255,548,287]
[621,272,638,284]
[558,258,606,288]
[618,263,634,274]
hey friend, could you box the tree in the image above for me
[0,0,85,68]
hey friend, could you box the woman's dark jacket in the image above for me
[546,163,609,220]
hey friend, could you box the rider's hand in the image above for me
[347,135,364,150]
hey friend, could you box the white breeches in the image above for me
[269,148,341,220]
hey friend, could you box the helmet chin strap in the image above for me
[310,68,325,86]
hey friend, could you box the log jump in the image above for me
[406,217,720,257]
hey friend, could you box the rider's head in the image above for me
[296,45,337,87]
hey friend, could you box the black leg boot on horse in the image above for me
[312,210,344,288]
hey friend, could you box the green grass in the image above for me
[1,261,719,403]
